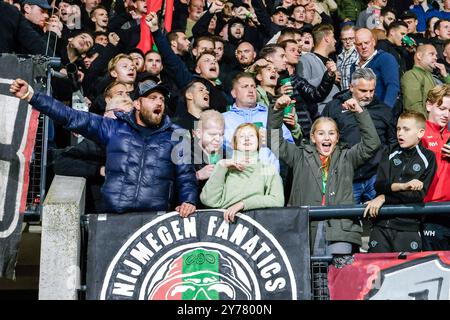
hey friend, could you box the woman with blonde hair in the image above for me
[200,123,284,222]
[268,94,381,259]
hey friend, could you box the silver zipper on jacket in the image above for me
[134,142,146,203]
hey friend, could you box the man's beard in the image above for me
[240,59,252,67]
[148,69,161,77]
[138,109,163,127]
[177,43,189,56]
[358,99,372,107]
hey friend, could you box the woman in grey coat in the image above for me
[268,94,381,257]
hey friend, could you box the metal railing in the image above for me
[23,56,61,222]
[306,202,450,300]
[307,202,450,220]
[310,256,332,300]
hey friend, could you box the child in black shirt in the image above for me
[364,111,437,253]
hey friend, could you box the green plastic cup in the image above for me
[280,77,293,96]
[280,77,291,86]
[209,152,219,165]
[284,100,296,115]
[253,121,264,129]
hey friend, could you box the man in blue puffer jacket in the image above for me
[10,78,198,217]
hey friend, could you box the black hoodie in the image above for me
[221,18,247,65]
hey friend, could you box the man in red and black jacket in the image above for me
[421,84,450,251]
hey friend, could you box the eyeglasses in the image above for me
[341,37,355,42]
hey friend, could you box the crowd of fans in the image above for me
[3,0,450,261]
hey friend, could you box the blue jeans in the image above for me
[353,175,377,204]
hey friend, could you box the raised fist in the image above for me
[144,12,159,32]
[342,98,363,113]
[9,79,33,101]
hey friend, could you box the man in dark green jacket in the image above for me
[401,44,450,117]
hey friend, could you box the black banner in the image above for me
[0,54,45,279]
[86,209,311,300]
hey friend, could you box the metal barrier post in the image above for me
[39,175,86,300]
[24,56,61,222]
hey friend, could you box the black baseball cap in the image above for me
[272,6,289,16]
[128,48,145,58]
[228,17,246,27]
[136,79,170,99]
[400,11,418,21]
[22,0,52,9]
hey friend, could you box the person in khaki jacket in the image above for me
[267,94,381,261]
[401,44,450,117]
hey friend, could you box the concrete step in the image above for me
[0,224,41,296]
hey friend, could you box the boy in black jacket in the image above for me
[364,111,437,253]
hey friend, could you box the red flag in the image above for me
[137,0,174,53]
